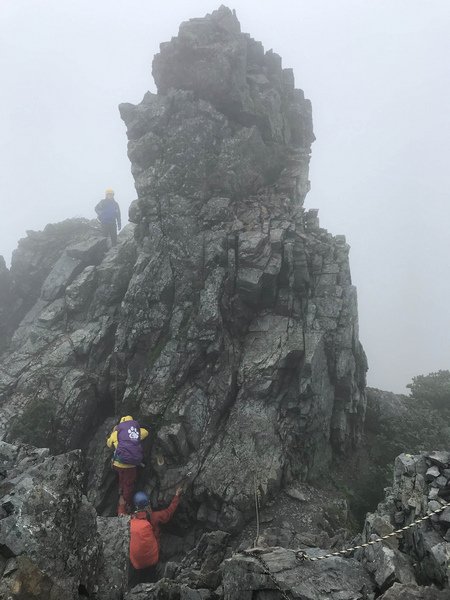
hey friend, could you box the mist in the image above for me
[1,0,449,393]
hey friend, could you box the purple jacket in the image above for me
[115,419,143,465]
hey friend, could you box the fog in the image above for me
[1,0,449,393]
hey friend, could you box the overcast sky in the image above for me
[1,0,449,393]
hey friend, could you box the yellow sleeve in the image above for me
[106,430,118,448]
[140,428,149,441]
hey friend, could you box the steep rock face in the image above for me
[0,6,365,535]
[0,219,100,350]
[0,224,137,450]
[115,4,366,527]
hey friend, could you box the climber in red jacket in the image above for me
[129,486,183,585]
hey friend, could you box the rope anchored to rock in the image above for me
[245,550,293,600]
[244,500,450,597]
[295,499,450,561]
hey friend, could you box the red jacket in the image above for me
[129,494,180,569]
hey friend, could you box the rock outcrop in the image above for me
[361,451,450,591]
[0,222,137,451]
[0,6,366,532]
[223,548,375,600]
[115,3,366,525]
[0,441,100,599]
[378,582,450,599]
[3,5,448,600]
[338,388,450,524]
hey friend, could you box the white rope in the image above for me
[298,499,450,561]
[243,497,450,599]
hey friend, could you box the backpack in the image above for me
[115,420,143,466]
[130,516,159,568]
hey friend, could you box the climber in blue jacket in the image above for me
[95,188,121,246]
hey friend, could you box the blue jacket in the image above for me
[95,198,121,227]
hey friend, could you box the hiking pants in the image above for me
[114,466,137,505]
[101,221,117,245]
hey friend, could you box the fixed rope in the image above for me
[254,478,261,548]
[244,499,450,597]
[248,551,293,600]
[296,499,450,561]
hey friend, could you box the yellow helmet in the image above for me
[119,415,134,423]
[105,188,114,195]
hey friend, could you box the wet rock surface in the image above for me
[222,547,375,599]
[0,441,100,599]
[360,451,450,592]
[0,223,137,451]
[96,515,130,600]
[378,582,450,599]
[0,5,449,600]
[234,482,352,553]
[115,3,366,529]
[1,5,366,529]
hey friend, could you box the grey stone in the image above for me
[96,516,129,600]
[222,548,375,600]
[363,449,450,592]
[125,581,214,599]
[37,297,66,324]
[432,475,448,488]
[426,466,441,482]
[394,454,428,481]
[429,487,440,500]
[1,219,96,349]
[439,507,450,525]
[426,451,450,468]
[40,252,83,301]
[378,582,450,599]
[66,236,108,262]
[428,500,443,513]
[0,441,20,465]
[285,486,308,502]
[0,444,100,598]
[371,545,416,591]
[65,265,97,312]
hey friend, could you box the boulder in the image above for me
[96,516,130,600]
[125,580,214,599]
[362,449,450,592]
[426,452,450,468]
[0,443,100,598]
[222,547,375,599]
[426,466,441,482]
[378,582,450,599]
